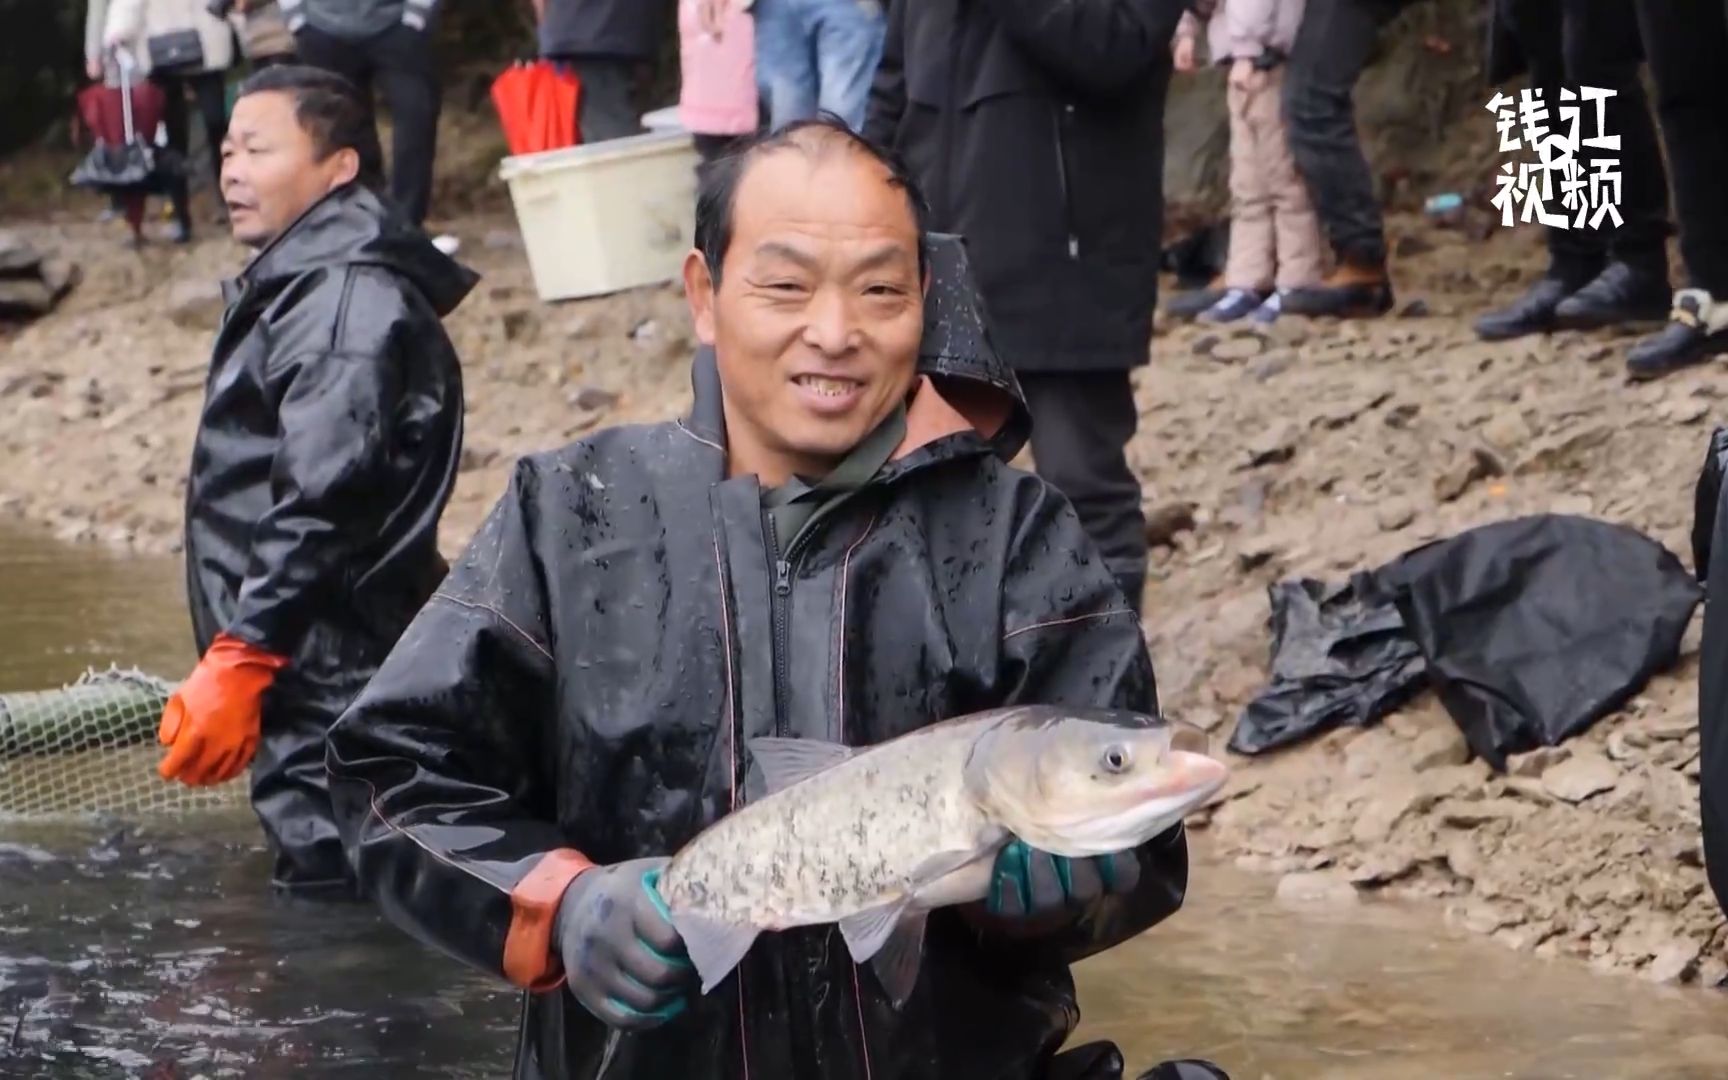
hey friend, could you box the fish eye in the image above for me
[1101,745,1131,774]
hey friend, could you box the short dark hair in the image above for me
[235,64,371,162]
[694,114,931,284]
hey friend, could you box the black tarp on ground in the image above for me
[1232,514,1701,771]
[1225,576,1426,755]
[1694,427,1728,919]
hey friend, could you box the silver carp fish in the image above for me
[656,704,1228,1005]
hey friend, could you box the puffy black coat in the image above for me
[865,0,1183,373]
[185,183,473,710]
[538,0,668,61]
[325,239,1187,1080]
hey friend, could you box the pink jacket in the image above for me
[678,0,758,137]
[1177,0,1305,64]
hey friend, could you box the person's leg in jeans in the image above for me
[1475,0,1606,339]
[1548,0,1671,328]
[810,0,885,131]
[373,24,440,225]
[1281,0,1399,316]
[295,28,386,192]
[570,58,641,142]
[1020,372,1148,616]
[754,0,819,129]
[1628,0,1728,377]
[158,74,194,241]
[187,71,230,199]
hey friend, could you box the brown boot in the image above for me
[1282,254,1394,318]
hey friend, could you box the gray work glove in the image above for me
[553,857,696,1030]
[984,840,1143,919]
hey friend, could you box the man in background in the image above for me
[158,65,472,897]
[1473,0,1670,343]
[282,0,448,242]
[534,0,669,142]
[866,0,1182,615]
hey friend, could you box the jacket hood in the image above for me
[236,184,478,317]
[919,232,1030,460]
[684,232,1031,462]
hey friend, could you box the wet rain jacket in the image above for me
[184,183,472,888]
[326,236,1188,1080]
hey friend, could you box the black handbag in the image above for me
[147,28,206,72]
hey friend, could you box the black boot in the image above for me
[1627,289,1728,381]
[1164,282,1226,321]
[1473,276,1575,341]
[1281,251,1394,319]
[1552,260,1671,329]
[1136,1060,1232,1080]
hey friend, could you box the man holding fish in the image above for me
[326,118,1229,1080]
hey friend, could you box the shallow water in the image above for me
[0,526,191,694]
[5,524,1728,1078]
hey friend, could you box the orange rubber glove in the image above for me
[157,633,290,787]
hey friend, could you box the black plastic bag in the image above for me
[1377,514,1700,770]
[1227,575,1428,755]
[1693,425,1728,585]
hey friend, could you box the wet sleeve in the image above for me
[325,460,592,991]
[981,0,1183,95]
[863,0,906,146]
[223,341,403,655]
[994,480,1188,959]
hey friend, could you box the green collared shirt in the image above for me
[763,404,907,553]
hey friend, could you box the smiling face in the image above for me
[220,90,359,249]
[684,135,926,488]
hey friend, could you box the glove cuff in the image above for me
[208,632,291,674]
[504,848,598,991]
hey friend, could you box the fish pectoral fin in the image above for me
[668,910,760,995]
[746,736,855,797]
[837,898,911,965]
[870,908,929,1009]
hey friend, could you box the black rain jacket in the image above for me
[325,236,1187,1080]
[864,0,1183,373]
[184,183,474,712]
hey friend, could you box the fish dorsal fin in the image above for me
[746,737,855,796]
[668,910,761,995]
[872,909,929,1009]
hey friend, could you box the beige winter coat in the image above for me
[104,0,236,75]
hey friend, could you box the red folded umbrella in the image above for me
[76,79,166,147]
[491,61,581,156]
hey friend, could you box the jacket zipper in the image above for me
[1053,102,1080,259]
[766,509,793,739]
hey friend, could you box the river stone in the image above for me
[1507,745,1570,778]
[1347,850,1420,886]
[167,279,227,331]
[1275,871,1360,908]
[1542,752,1620,803]
[1438,797,1530,827]
[1410,725,1470,771]
[1645,940,1702,984]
